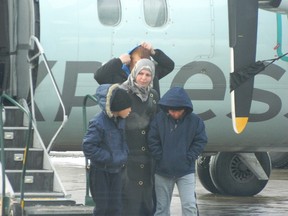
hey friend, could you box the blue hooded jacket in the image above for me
[148,87,207,178]
[82,84,129,173]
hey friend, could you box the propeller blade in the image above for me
[228,0,259,134]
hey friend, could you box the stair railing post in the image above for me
[28,36,68,153]
[82,94,98,206]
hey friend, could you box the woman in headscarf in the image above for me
[120,58,159,216]
[95,41,175,96]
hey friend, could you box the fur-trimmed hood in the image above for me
[95,84,120,118]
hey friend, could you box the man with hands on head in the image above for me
[94,41,175,96]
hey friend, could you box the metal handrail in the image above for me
[0,94,33,214]
[28,36,68,152]
[82,94,98,130]
[82,94,98,206]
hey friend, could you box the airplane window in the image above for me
[97,0,121,26]
[144,0,167,27]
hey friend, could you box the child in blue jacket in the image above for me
[148,87,207,216]
[82,84,132,216]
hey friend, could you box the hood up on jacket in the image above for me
[95,83,120,118]
[158,87,193,114]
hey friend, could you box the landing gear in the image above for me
[197,152,271,196]
[269,152,288,168]
[197,156,220,194]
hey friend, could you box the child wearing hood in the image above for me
[82,84,132,216]
[148,87,208,216]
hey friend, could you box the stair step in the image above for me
[6,170,54,192]
[24,205,93,216]
[14,192,66,199]
[3,106,24,126]
[3,127,33,148]
[4,148,43,169]
[13,195,76,207]
[2,103,78,211]
[24,200,76,207]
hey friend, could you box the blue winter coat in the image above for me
[148,87,207,178]
[82,84,129,173]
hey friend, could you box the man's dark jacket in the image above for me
[94,49,174,95]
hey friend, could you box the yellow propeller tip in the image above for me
[235,117,248,134]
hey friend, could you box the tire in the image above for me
[197,156,220,194]
[269,152,288,168]
[209,152,271,196]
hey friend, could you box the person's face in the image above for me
[168,109,185,120]
[115,107,132,118]
[135,69,152,87]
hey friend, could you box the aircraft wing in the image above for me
[228,0,259,134]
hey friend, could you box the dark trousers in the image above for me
[89,168,122,216]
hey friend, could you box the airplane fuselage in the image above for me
[32,0,288,152]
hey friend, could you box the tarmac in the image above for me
[51,152,288,216]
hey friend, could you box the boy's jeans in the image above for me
[154,173,197,216]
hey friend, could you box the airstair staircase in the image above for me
[0,36,93,216]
